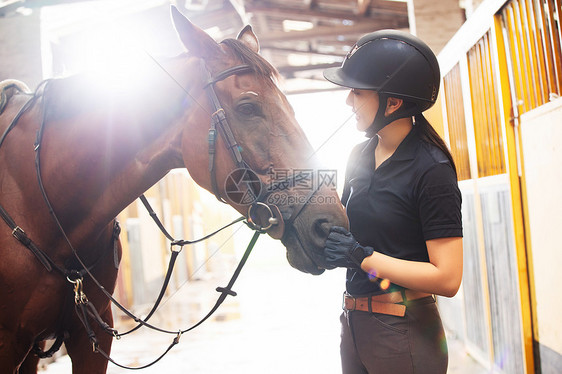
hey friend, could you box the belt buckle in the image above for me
[342,292,356,311]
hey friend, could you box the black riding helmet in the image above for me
[324,30,440,136]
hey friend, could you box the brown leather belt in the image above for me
[342,290,433,317]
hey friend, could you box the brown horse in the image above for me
[0,7,347,374]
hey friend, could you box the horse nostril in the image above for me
[313,219,331,241]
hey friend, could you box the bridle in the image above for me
[0,60,323,369]
[204,63,321,236]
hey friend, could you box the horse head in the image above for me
[170,7,348,275]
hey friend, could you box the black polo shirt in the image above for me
[341,126,462,296]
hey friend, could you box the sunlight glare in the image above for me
[288,90,364,194]
[75,28,151,92]
[41,1,167,94]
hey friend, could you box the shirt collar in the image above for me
[388,126,419,161]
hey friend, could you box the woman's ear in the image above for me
[385,97,403,116]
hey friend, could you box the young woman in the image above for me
[322,30,463,374]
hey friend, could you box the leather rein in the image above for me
[0,61,320,369]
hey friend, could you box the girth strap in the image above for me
[32,333,67,359]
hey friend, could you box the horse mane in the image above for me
[220,38,280,84]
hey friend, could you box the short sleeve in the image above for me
[417,162,463,240]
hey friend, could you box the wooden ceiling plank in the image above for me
[229,0,250,25]
[258,20,408,43]
[369,0,409,12]
[306,0,319,8]
[246,3,408,21]
[277,62,341,74]
[357,0,372,16]
[0,0,24,16]
[260,45,345,58]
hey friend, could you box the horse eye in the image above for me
[237,102,259,116]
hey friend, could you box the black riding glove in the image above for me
[324,226,374,270]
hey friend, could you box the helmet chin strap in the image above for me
[365,94,390,138]
[364,94,421,138]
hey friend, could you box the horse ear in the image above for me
[237,25,260,53]
[171,5,221,57]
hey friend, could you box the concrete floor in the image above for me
[40,237,487,374]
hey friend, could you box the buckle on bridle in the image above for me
[170,241,184,253]
[12,225,25,238]
[247,202,278,231]
[211,108,225,120]
[208,128,217,153]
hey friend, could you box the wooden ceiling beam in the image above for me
[229,0,250,25]
[357,0,372,16]
[260,45,344,58]
[19,0,112,7]
[369,0,409,12]
[277,62,340,75]
[285,86,345,95]
[306,0,319,9]
[257,20,407,43]
[188,7,243,31]
[0,0,24,16]
[246,3,407,21]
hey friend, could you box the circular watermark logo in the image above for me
[224,168,262,205]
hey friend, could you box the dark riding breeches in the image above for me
[340,299,448,374]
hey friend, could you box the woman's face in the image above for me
[346,88,380,132]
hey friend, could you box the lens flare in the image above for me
[379,278,390,290]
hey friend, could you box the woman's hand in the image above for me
[323,226,374,269]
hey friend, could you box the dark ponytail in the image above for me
[414,113,457,176]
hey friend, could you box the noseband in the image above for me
[204,64,321,236]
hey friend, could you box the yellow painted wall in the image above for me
[426,90,445,137]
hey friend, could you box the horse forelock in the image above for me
[220,38,280,84]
